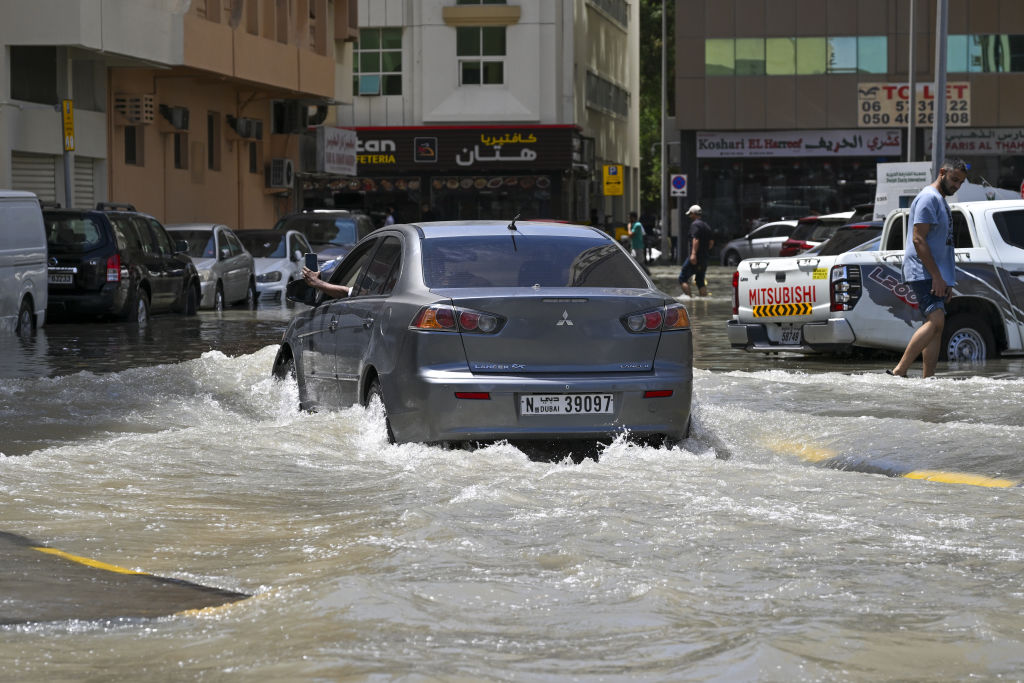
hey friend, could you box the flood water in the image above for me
[2,266,1024,680]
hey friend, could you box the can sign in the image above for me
[670,174,687,197]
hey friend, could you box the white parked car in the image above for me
[0,190,47,334]
[236,229,313,303]
[166,223,256,310]
[719,220,798,267]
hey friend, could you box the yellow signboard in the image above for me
[603,164,623,196]
[61,99,75,151]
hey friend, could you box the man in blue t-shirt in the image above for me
[889,158,967,378]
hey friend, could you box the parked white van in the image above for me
[0,190,47,334]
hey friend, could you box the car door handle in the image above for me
[361,317,373,329]
[328,317,339,331]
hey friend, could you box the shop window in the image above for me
[457,26,505,85]
[354,28,403,96]
[125,126,144,166]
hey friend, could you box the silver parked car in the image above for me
[237,229,313,303]
[719,219,797,267]
[272,220,693,446]
[166,223,257,310]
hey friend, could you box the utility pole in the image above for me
[931,0,949,178]
[907,0,916,162]
[659,0,669,263]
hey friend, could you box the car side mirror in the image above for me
[285,278,319,307]
[175,239,189,254]
[293,249,304,262]
[220,247,231,260]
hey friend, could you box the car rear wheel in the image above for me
[366,378,396,444]
[15,299,35,336]
[941,312,996,362]
[723,250,741,267]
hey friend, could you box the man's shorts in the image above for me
[908,278,946,318]
[678,260,707,289]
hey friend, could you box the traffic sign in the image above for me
[670,173,687,197]
[603,164,623,196]
[61,100,75,152]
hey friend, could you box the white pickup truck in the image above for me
[727,199,1024,361]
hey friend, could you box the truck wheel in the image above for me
[723,250,741,268]
[15,299,35,336]
[941,313,996,361]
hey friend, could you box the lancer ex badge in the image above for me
[556,310,574,326]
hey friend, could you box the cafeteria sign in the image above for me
[603,164,623,196]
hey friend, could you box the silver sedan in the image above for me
[719,220,798,267]
[272,221,693,447]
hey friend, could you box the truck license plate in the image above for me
[520,394,614,415]
[780,326,802,345]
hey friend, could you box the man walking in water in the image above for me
[889,158,967,378]
[678,205,714,297]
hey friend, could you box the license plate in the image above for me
[780,326,802,345]
[48,274,73,285]
[520,393,614,415]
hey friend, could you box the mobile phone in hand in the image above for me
[304,253,318,271]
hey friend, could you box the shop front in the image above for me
[301,125,579,226]
[691,129,903,240]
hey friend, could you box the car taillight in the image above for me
[106,254,121,282]
[622,303,689,333]
[779,240,810,257]
[410,304,504,334]
[732,270,740,315]
[830,265,862,311]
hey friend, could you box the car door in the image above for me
[984,207,1024,349]
[303,239,379,408]
[131,216,176,310]
[331,235,403,405]
[220,228,250,303]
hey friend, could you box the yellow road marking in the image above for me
[31,546,146,575]
[764,439,838,463]
[903,470,1018,488]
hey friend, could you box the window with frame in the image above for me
[457,26,506,85]
[173,133,188,170]
[353,28,403,96]
[124,126,144,166]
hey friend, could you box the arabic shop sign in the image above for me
[925,128,1024,157]
[317,126,357,176]
[696,129,902,158]
[858,82,971,128]
[348,126,575,172]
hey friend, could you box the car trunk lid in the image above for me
[735,256,833,324]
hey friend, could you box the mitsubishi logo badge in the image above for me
[556,310,573,326]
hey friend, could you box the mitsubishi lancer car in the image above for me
[271,220,693,447]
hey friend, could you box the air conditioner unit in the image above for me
[158,105,190,131]
[266,158,294,189]
[114,93,155,124]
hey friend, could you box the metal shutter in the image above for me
[11,152,58,203]
[73,156,95,209]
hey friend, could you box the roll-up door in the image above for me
[11,152,58,203]
[73,156,95,209]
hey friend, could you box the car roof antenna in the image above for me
[507,213,520,231]
[508,212,520,250]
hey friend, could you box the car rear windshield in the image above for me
[238,233,286,258]
[278,216,369,248]
[791,220,844,242]
[816,227,883,256]
[175,230,216,258]
[421,235,648,289]
[45,214,106,251]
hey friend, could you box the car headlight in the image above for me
[198,269,214,282]
[257,271,283,283]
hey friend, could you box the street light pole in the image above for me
[659,0,669,262]
[931,0,949,178]
[907,0,916,162]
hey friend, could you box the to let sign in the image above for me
[858,82,971,128]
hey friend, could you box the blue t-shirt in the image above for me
[903,186,956,286]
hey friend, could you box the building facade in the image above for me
[674,0,1024,240]
[313,0,640,226]
[1,0,357,230]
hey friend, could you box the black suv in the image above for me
[272,209,376,266]
[45,203,200,324]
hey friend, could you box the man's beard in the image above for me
[938,175,957,196]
